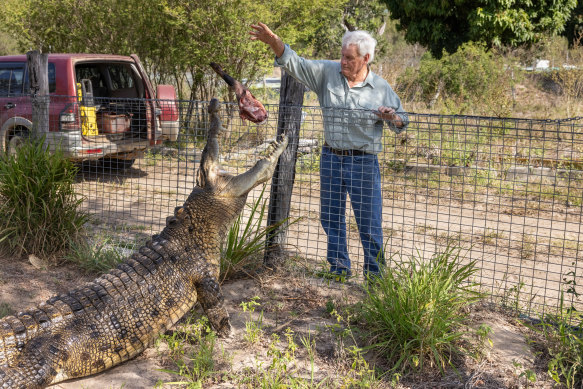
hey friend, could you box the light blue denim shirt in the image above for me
[275,44,408,154]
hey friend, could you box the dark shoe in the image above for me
[316,269,352,283]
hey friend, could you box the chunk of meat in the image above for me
[210,62,268,124]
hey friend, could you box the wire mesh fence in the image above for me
[4,95,582,315]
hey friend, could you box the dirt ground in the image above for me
[0,254,558,389]
[0,136,575,388]
[75,139,583,317]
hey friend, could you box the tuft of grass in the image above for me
[326,307,381,387]
[0,302,14,319]
[502,279,525,313]
[65,236,127,273]
[359,246,484,374]
[220,186,295,281]
[529,292,583,389]
[240,296,264,345]
[471,324,494,362]
[157,316,219,387]
[512,360,537,388]
[0,137,89,259]
[236,323,373,388]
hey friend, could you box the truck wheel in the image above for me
[99,157,136,171]
[4,129,30,156]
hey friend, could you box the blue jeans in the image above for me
[320,146,385,277]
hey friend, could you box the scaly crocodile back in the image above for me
[0,237,200,387]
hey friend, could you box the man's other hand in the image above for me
[376,106,403,127]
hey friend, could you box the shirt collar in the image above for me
[362,66,375,87]
[340,66,375,88]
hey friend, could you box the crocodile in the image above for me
[0,98,288,389]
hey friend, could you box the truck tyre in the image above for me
[3,128,30,156]
[99,157,136,171]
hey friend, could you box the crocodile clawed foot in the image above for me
[224,134,288,197]
[198,100,288,197]
[266,134,288,161]
[217,323,234,339]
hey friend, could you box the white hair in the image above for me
[342,30,377,63]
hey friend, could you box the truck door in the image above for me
[0,62,27,121]
[0,62,29,152]
[130,54,160,145]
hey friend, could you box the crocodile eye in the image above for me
[166,216,177,226]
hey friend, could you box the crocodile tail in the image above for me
[0,299,76,388]
[0,300,74,367]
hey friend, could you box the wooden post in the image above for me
[264,70,305,268]
[26,50,49,136]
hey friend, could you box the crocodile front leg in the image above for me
[195,274,232,337]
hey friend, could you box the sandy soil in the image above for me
[0,253,557,389]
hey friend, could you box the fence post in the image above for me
[264,70,305,268]
[26,50,49,137]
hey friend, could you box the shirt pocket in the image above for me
[356,97,381,127]
[326,84,345,108]
[323,84,347,132]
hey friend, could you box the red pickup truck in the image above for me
[0,53,179,169]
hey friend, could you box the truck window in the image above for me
[20,63,57,94]
[75,64,107,97]
[108,65,135,91]
[75,63,138,98]
[0,63,25,96]
[48,64,56,92]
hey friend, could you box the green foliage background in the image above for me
[0,0,388,101]
[562,0,583,47]
[0,0,581,117]
[380,0,578,57]
[396,42,514,116]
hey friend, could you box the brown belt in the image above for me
[324,142,369,156]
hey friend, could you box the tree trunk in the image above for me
[26,50,49,137]
[264,70,305,269]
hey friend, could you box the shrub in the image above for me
[0,137,89,259]
[396,42,514,116]
[359,247,483,374]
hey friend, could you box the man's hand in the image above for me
[376,106,403,127]
[250,22,285,58]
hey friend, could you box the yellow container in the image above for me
[77,81,98,136]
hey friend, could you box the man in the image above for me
[250,22,408,279]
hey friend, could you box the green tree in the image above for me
[301,0,388,59]
[0,31,18,56]
[0,0,388,101]
[382,0,577,57]
[562,0,583,47]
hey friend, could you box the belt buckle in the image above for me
[325,143,353,157]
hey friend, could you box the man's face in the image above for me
[340,44,368,79]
